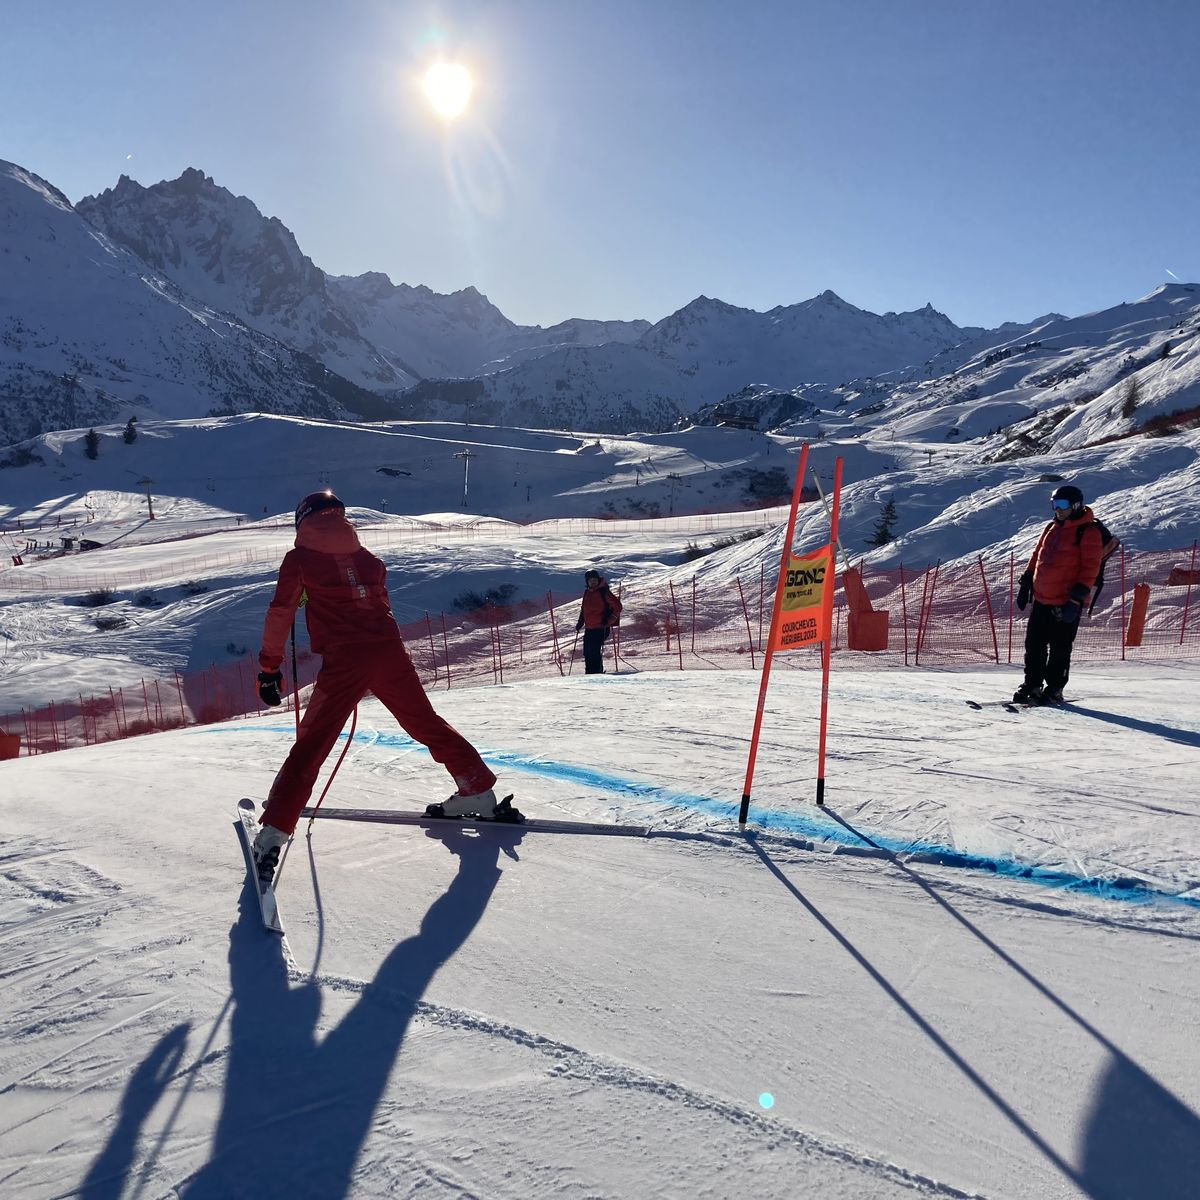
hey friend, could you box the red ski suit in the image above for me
[259,510,495,835]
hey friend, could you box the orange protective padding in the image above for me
[1125,583,1151,648]
[848,608,889,652]
[0,731,20,760]
[841,567,874,614]
[772,544,833,652]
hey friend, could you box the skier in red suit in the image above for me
[251,491,511,882]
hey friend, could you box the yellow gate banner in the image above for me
[771,543,834,652]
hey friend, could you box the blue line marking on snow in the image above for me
[202,722,1200,911]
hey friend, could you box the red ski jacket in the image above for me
[577,578,622,630]
[259,510,401,672]
[1025,506,1104,607]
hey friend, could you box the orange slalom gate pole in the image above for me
[814,457,843,807]
[739,442,810,827]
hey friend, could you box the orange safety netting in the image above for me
[3,542,1197,756]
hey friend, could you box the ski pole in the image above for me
[567,628,580,675]
[289,619,301,736]
[275,704,358,892]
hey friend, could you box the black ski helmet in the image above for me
[1050,484,1084,516]
[295,489,345,528]
[584,569,602,583]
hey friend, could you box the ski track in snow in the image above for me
[302,967,982,1199]
[195,722,1200,913]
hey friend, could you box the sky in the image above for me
[3,0,1199,331]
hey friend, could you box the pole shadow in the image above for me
[1064,704,1200,750]
[77,1023,190,1200]
[745,831,1088,1193]
[174,820,521,1199]
[820,811,1200,1199]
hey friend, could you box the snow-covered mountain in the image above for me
[75,168,649,386]
[0,161,398,447]
[77,170,421,392]
[329,272,650,380]
[406,292,1053,434]
[642,291,988,395]
[5,157,1199,449]
[760,283,1200,462]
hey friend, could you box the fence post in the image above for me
[667,581,684,670]
[546,591,565,676]
[899,564,910,666]
[759,563,765,651]
[611,584,623,672]
[440,613,452,689]
[1007,552,1015,665]
[425,612,439,684]
[1119,544,1128,662]
[915,561,941,665]
[691,576,697,654]
[978,556,1000,663]
[1181,540,1197,645]
[176,671,188,726]
[735,576,756,670]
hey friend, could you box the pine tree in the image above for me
[84,428,100,460]
[122,416,138,444]
[1120,378,1141,419]
[866,495,897,546]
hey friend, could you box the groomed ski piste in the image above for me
[1,427,1199,1198]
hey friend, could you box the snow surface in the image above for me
[2,480,1199,1198]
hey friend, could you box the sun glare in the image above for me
[423,62,473,120]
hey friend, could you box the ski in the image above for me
[965,700,1024,713]
[299,806,651,838]
[235,799,285,934]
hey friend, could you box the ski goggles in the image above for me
[1051,497,1074,511]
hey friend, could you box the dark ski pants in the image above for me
[1022,600,1080,694]
[582,627,609,674]
[262,638,495,835]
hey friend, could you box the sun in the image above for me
[423,62,473,120]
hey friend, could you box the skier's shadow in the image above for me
[182,820,523,1199]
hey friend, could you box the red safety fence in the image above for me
[3,542,1197,757]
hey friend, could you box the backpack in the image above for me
[1078,518,1119,614]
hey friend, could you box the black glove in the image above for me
[576,620,584,633]
[1017,571,1033,612]
[257,670,283,707]
[1059,583,1089,624]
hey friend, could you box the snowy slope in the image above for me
[1,661,1197,1199]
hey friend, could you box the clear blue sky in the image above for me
[4,0,1198,329]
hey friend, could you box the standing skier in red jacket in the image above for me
[251,491,516,883]
[1013,484,1103,706]
[575,568,622,674]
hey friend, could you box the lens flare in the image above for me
[423,62,473,119]
[759,1092,775,1109]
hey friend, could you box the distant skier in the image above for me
[1013,484,1103,705]
[251,490,511,883]
[575,568,622,675]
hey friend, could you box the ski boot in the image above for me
[1012,683,1043,705]
[251,824,288,886]
[425,789,525,823]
